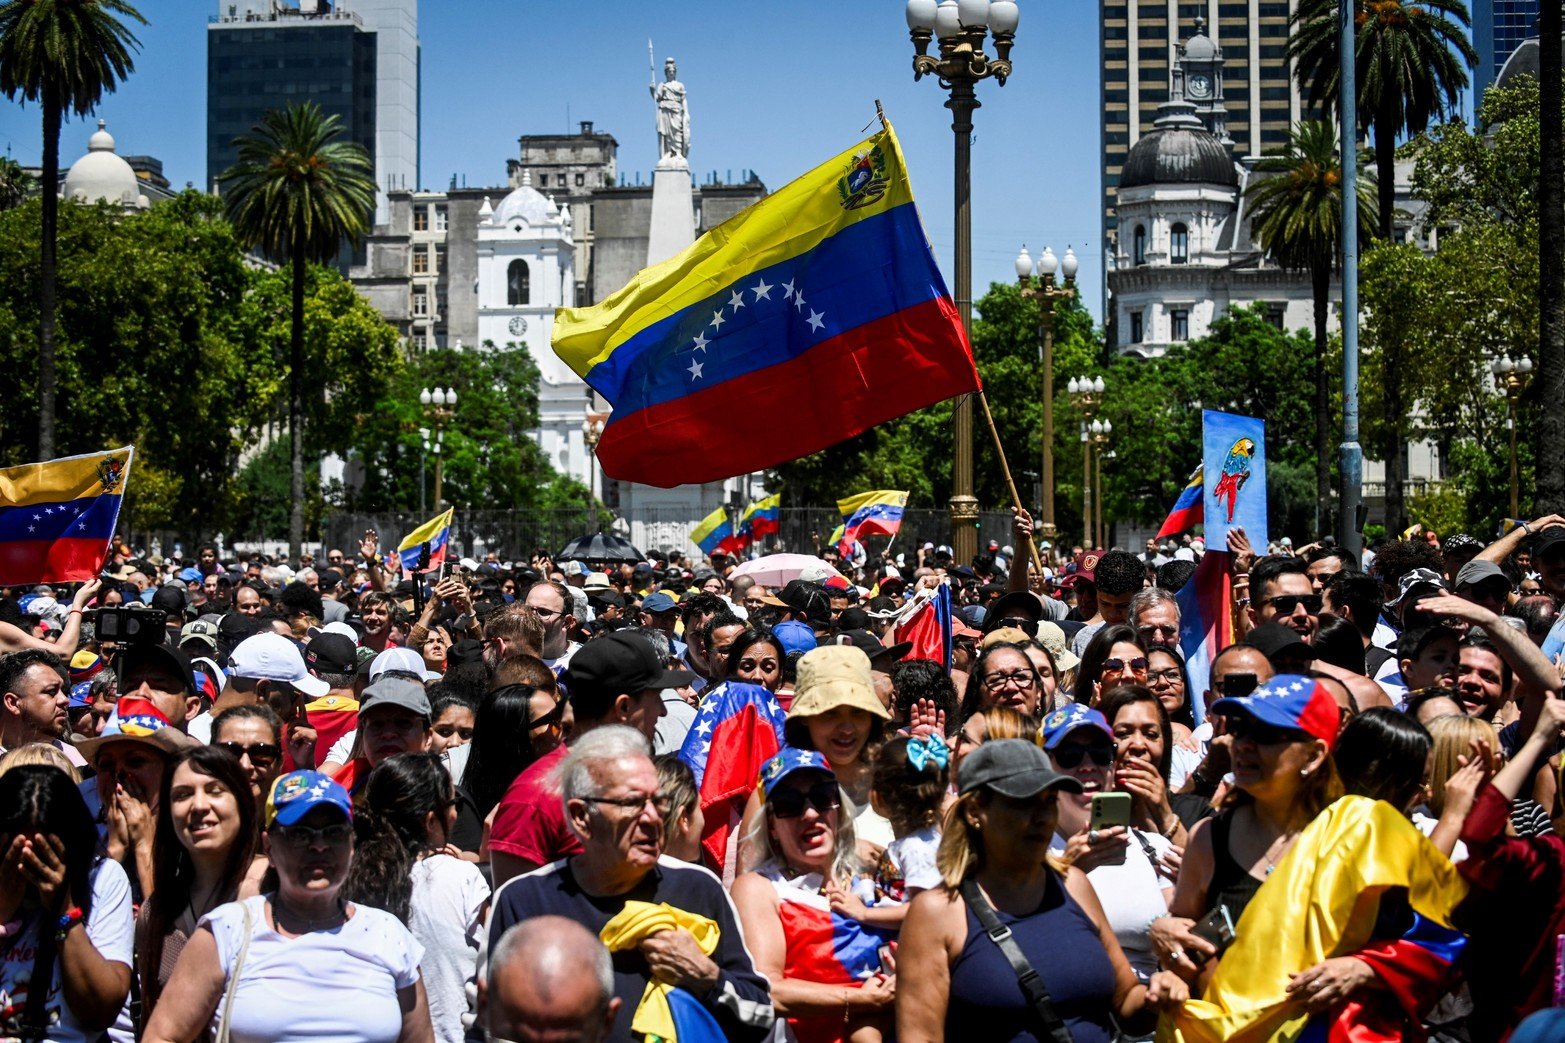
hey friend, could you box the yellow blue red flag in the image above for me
[0,447,133,585]
[397,508,453,574]
[551,122,979,487]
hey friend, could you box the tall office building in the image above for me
[1100,0,1304,256]
[1474,0,1539,99]
[207,0,418,226]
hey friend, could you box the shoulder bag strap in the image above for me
[959,878,1075,1043]
[214,901,255,1043]
[1128,827,1160,863]
[17,914,60,1043]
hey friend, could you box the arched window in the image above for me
[1133,225,1147,266]
[507,260,530,306]
[1170,223,1189,264]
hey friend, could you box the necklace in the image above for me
[1262,830,1300,876]
[272,896,347,933]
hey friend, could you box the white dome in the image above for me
[490,184,557,228]
[62,120,145,210]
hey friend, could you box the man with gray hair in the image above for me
[484,725,773,1042]
[483,916,619,1042]
[1129,586,1182,648]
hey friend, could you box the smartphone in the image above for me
[1089,792,1132,831]
[1187,905,1236,966]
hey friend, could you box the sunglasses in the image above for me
[768,780,841,819]
[1262,594,1323,615]
[217,741,281,768]
[1051,744,1114,769]
[994,617,1039,637]
[271,822,352,848]
[1226,715,1309,746]
[1102,656,1148,674]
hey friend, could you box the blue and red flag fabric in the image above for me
[836,490,909,553]
[1156,466,1204,540]
[551,123,980,487]
[740,494,781,543]
[0,447,133,586]
[894,582,953,670]
[397,507,453,575]
[1175,548,1230,726]
[677,680,787,874]
[690,506,745,557]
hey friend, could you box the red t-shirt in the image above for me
[487,744,582,865]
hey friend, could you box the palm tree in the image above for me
[1246,121,1378,535]
[0,0,144,460]
[221,102,374,564]
[0,155,34,209]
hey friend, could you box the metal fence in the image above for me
[307,506,1021,564]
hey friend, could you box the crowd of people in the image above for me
[1,513,1565,1042]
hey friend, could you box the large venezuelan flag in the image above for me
[0,447,132,585]
[1155,466,1204,540]
[397,508,453,574]
[552,123,979,487]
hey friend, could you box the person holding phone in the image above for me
[1040,704,1175,984]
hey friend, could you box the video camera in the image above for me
[94,606,167,643]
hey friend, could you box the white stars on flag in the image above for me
[688,358,705,381]
[806,309,826,333]
[710,309,726,331]
[674,270,828,381]
[752,278,773,301]
[728,290,745,313]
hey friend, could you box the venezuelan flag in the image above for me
[1155,466,1204,540]
[1175,548,1229,725]
[552,123,979,488]
[838,490,909,545]
[0,447,133,585]
[690,506,738,557]
[741,494,781,541]
[397,508,453,574]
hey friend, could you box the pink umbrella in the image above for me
[727,553,844,588]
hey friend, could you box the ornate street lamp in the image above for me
[1491,355,1534,518]
[1017,245,1078,543]
[1068,375,1105,548]
[419,386,458,509]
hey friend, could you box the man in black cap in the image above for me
[114,641,202,733]
[489,631,694,886]
[776,580,833,639]
[316,568,351,623]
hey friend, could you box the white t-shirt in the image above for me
[542,642,581,676]
[880,825,942,900]
[202,895,424,1043]
[1168,744,1204,791]
[1051,828,1173,981]
[187,711,214,745]
[0,858,134,1043]
[1411,809,1469,863]
[409,856,490,1043]
[326,730,357,766]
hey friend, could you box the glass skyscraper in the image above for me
[1474,0,1540,99]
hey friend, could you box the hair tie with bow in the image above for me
[907,734,950,773]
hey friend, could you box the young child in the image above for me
[824,735,949,931]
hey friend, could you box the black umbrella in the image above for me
[557,532,646,565]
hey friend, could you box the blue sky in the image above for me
[3,2,1124,320]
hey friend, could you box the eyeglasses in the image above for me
[582,793,660,813]
[1051,744,1114,769]
[1102,656,1149,674]
[1261,594,1322,615]
[217,741,281,769]
[530,605,563,621]
[983,670,1038,691]
[1137,624,1179,642]
[1147,668,1184,686]
[768,780,841,819]
[272,822,352,848]
[1226,715,1309,746]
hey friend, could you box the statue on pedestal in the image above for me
[650,52,691,162]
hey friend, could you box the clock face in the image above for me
[508,316,528,336]
[1189,73,1212,99]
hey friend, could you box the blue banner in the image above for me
[1201,409,1266,548]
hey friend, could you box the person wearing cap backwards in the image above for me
[0,648,87,768]
[897,739,1188,1042]
[1151,675,1344,983]
[144,770,434,1043]
[488,632,693,887]
[482,726,775,1043]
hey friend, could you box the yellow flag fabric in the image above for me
[599,901,721,1042]
[1158,796,1467,1043]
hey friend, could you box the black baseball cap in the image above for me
[778,580,832,624]
[830,629,913,671]
[304,633,358,675]
[563,632,694,697]
[114,642,197,697]
[983,590,1044,635]
[958,739,1083,798]
[1243,623,1314,667]
[1534,526,1565,559]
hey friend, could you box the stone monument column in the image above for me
[646,55,696,265]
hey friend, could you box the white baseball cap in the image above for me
[228,633,329,697]
[307,620,361,645]
[369,646,440,683]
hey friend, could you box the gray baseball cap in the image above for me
[359,675,432,720]
[1453,559,1508,591]
[957,739,1084,798]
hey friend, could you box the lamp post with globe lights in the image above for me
[581,411,607,508]
[1091,420,1113,548]
[1491,355,1533,517]
[906,0,1019,564]
[1068,375,1105,548]
[419,386,458,510]
[1016,245,1078,543]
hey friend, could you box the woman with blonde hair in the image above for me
[1416,714,1502,860]
[0,741,80,782]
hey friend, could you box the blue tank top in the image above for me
[947,872,1119,1043]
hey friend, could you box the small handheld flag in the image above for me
[690,506,744,557]
[0,447,133,585]
[397,508,454,575]
[837,490,908,553]
[552,122,979,487]
[1155,467,1204,540]
[740,494,781,542]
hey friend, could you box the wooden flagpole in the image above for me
[973,390,1046,577]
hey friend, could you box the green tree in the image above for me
[1290,0,1477,244]
[1246,120,1378,531]
[0,155,33,209]
[220,101,375,564]
[0,0,145,460]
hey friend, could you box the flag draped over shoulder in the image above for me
[397,508,453,574]
[551,122,980,487]
[1158,796,1467,1043]
[1156,467,1204,540]
[678,681,787,874]
[0,447,133,585]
